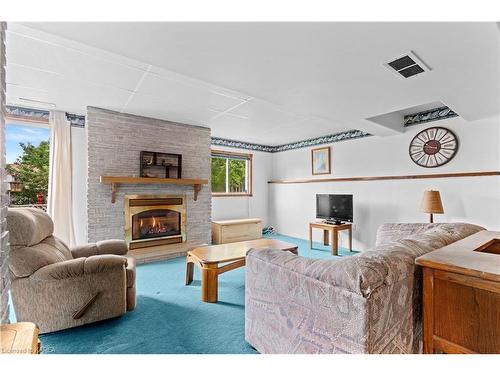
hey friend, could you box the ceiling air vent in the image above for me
[385,51,431,79]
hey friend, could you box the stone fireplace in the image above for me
[86,106,211,262]
[125,195,186,249]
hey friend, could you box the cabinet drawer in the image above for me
[212,219,262,244]
[222,223,261,243]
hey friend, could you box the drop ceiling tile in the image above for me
[224,99,303,127]
[6,84,54,109]
[55,81,131,114]
[7,30,145,92]
[8,23,150,69]
[123,92,213,127]
[250,117,350,145]
[6,61,132,114]
[134,71,245,113]
[7,63,60,92]
[259,127,330,145]
[209,100,324,142]
[8,77,131,115]
[210,118,266,143]
[148,65,251,101]
[208,112,271,133]
[291,117,351,135]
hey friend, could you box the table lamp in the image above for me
[420,190,444,223]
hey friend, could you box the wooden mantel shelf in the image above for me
[100,176,209,203]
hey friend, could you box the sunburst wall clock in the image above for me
[409,127,459,168]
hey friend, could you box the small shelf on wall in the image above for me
[100,176,209,203]
[140,151,182,179]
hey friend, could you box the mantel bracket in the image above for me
[193,184,202,201]
[111,183,117,204]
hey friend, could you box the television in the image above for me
[316,194,353,224]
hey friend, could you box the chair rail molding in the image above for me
[268,171,500,184]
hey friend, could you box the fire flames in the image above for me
[140,216,169,235]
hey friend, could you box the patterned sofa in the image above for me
[245,223,484,354]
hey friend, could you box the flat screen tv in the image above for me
[316,194,353,224]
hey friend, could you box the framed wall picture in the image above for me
[311,146,331,175]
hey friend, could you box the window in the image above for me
[211,150,252,196]
[5,121,50,207]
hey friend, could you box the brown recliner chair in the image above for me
[7,207,136,333]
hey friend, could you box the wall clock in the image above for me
[409,127,458,168]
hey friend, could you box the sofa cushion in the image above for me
[83,255,127,275]
[97,240,129,256]
[248,223,484,297]
[346,223,484,295]
[30,258,86,280]
[347,223,484,295]
[71,239,129,258]
[9,236,73,278]
[7,208,54,247]
[375,223,442,246]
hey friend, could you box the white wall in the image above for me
[71,126,87,245]
[211,146,273,226]
[71,115,500,250]
[269,116,500,251]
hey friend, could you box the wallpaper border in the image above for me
[403,106,458,127]
[6,105,85,127]
[212,129,371,153]
[6,104,460,153]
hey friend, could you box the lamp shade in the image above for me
[420,190,444,214]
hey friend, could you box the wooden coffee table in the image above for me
[185,238,298,303]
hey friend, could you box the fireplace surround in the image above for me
[124,195,187,250]
[87,107,211,262]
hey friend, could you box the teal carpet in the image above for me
[11,233,356,354]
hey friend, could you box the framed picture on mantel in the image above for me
[311,146,331,175]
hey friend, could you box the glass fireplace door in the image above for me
[131,209,181,241]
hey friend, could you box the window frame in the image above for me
[211,149,253,197]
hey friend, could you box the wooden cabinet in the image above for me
[211,218,262,244]
[416,231,500,354]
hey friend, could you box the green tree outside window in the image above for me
[211,154,249,194]
[7,141,50,205]
[211,157,227,193]
[228,159,246,193]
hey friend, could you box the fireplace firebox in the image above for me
[132,209,180,240]
[125,195,186,250]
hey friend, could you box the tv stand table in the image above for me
[309,222,352,256]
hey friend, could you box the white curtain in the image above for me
[47,111,76,247]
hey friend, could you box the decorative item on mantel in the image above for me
[420,190,444,223]
[140,151,182,179]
